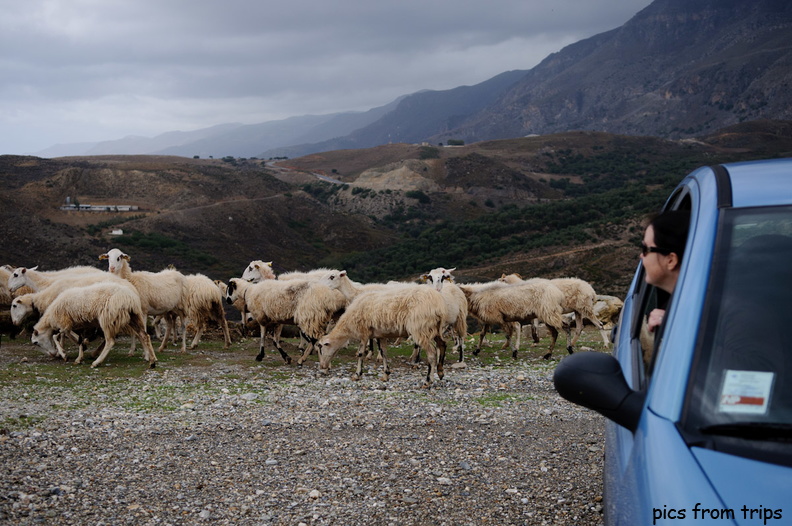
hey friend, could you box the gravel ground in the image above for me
[0,331,606,526]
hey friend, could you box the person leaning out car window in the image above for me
[639,209,690,363]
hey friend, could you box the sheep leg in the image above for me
[420,340,439,387]
[409,342,421,364]
[91,340,107,360]
[267,324,292,364]
[352,342,367,380]
[567,312,583,349]
[589,314,611,348]
[157,317,174,353]
[434,335,446,377]
[255,324,268,361]
[542,325,561,360]
[138,331,158,368]
[215,301,232,348]
[377,341,390,381]
[474,325,490,356]
[52,332,68,361]
[75,332,94,364]
[514,322,522,358]
[179,317,188,353]
[375,339,385,362]
[371,338,390,382]
[366,339,383,362]
[296,331,319,366]
[128,334,137,356]
[91,335,115,368]
[530,320,541,344]
[453,328,465,363]
[189,320,204,350]
[75,340,84,365]
[503,322,520,359]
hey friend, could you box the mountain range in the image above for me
[35,0,792,159]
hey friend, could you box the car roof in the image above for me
[720,157,792,208]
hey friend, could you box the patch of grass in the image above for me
[1,415,47,432]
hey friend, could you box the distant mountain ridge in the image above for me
[36,0,792,159]
[436,0,792,143]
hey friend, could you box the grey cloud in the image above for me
[0,0,653,154]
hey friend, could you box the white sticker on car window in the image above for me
[718,370,774,414]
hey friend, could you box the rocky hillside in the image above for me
[3,120,792,296]
[440,0,792,143]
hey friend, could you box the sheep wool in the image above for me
[31,281,157,368]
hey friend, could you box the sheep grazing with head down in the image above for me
[30,281,157,368]
[99,248,187,353]
[317,283,447,387]
[460,279,567,360]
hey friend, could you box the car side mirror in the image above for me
[553,351,645,433]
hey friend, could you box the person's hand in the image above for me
[648,308,665,333]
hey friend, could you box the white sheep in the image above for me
[500,273,608,348]
[181,273,232,350]
[317,283,447,386]
[225,274,346,365]
[460,279,567,360]
[7,265,104,293]
[30,281,158,368]
[241,260,276,282]
[417,267,468,363]
[594,294,624,330]
[99,248,187,353]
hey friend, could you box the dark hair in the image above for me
[649,209,690,258]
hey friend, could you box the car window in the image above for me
[683,205,792,464]
[630,193,692,388]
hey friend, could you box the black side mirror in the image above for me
[553,351,645,432]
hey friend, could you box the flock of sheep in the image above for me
[0,249,623,386]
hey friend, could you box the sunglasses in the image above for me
[640,242,672,256]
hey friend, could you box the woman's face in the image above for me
[642,225,680,293]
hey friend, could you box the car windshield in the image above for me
[684,205,792,461]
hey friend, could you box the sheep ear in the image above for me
[448,267,456,272]
[265,261,273,267]
[99,253,108,260]
[340,270,347,277]
[123,254,131,261]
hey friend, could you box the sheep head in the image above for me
[242,260,275,282]
[100,248,130,274]
[425,267,456,291]
[317,269,347,289]
[30,328,59,358]
[8,266,35,292]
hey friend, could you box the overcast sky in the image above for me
[1,0,653,155]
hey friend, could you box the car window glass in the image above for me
[684,206,792,463]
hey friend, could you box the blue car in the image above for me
[554,158,792,525]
